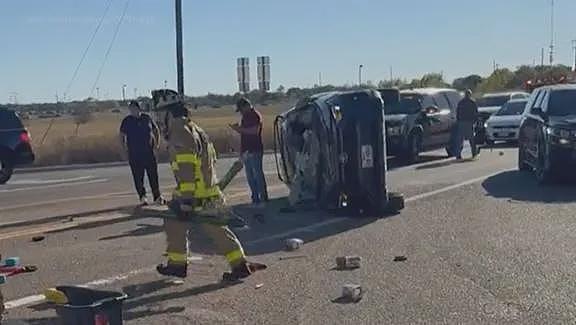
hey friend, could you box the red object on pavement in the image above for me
[0,265,37,277]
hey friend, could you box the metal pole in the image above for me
[122,84,126,102]
[358,64,363,86]
[549,0,555,65]
[572,40,576,72]
[175,0,184,96]
[541,48,545,68]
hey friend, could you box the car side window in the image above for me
[433,93,449,109]
[420,95,435,109]
[444,91,462,109]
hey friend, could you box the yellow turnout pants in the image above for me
[164,217,246,268]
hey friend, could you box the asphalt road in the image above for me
[5,146,576,324]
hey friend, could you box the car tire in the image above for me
[517,143,530,172]
[385,192,405,214]
[0,159,14,185]
[535,139,553,185]
[402,131,422,163]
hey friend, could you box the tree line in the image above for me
[3,64,573,113]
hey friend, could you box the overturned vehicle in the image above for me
[274,89,405,216]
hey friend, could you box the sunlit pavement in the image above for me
[5,146,576,324]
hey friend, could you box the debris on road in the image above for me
[279,255,307,261]
[341,284,363,302]
[31,236,45,242]
[499,151,504,156]
[171,279,185,285]
[336,256,361,270]
[285,238,304,251]
[255,283,264,289]
[393,256,407,262]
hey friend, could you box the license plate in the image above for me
[361,145,374,169]
[494,133,513,138]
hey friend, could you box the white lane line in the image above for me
[7,176,94,185]
[5,257,205,309]
[0,179,108,194]
[4,169,503,310]
[404,169,512,203]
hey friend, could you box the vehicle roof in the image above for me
[534,83,576,91]
[400,88,457,95]
[481,91,528,97]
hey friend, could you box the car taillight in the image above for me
[20,131,31,143]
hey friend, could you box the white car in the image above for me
[484,98,528,144]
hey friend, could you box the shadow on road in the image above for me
[387,153,447,170]
[99,223,164,241]
[482,170,576,203]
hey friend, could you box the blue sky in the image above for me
[1,0,575,104]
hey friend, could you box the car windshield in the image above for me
[495,101,527,116]
[0,110,24,130]
[477,95,510,107]
[547,90,576,116]
[385,94,421,114]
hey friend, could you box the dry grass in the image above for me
[25,104,286,166]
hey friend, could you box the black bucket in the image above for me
[53,286,127,325]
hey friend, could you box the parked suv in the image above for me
[381,88,462,163]
[476,91,529,143]
[517,84,576,184]
[0,109,35,184]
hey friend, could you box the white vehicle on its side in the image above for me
[484,98,528,145]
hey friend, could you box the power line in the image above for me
[89,0,130,97]
[64,0,114,98]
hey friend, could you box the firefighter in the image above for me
[152,89,266,280]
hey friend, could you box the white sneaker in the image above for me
[139,196,149,206]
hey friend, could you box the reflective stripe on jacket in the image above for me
[168,118,221,202]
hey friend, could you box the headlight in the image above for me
[387,126,403,136]
[484,123,488,129]
[546,127,571,138]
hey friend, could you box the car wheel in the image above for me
[0,159,14,185]
[402,131,422,163]
[386,192,405,213]
[535,140,553,184]
[517,143,530,172]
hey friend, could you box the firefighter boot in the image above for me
[223,262,267,282]
[156,263,187,278]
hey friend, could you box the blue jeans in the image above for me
[243,152,268,203]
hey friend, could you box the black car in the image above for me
[0,109,35,184]
[381,88,462,162]
[518,84,576,184]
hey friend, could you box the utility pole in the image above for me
[175,0,184,96]
[164,80,168,89]
[358,64,363,87]
[492,59,496,73]
[389,66,393,83]
[318,72,322,87]
[541,48,545,68]
[549,0,555,65]
[96,87,100,100]
[122,84,127,102]
[572,40,576,72]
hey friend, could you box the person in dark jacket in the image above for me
[120,101,164,205]
[454,90,479,159]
